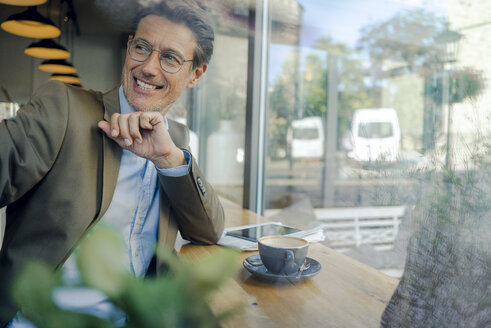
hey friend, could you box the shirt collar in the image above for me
[118,86,168,129]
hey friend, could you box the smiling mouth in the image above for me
[135,77,163,90]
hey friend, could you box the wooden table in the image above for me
[179,198,399,328]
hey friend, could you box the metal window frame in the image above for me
[243,0,270,214]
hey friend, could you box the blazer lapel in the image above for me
[167,119,189,150]
[98,86,122,218]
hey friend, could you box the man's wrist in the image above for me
[151,147,186,169]
[155,150,191,177]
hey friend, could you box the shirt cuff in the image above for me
[155,149,191,177]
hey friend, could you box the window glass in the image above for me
[170,1,250,206]
[263,0,490,325]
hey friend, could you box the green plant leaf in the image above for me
[76,226,129,298]
[12,228,241,328]
[12,261,113,328]
[12,261,61,326]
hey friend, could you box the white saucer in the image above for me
[243,254,321,283]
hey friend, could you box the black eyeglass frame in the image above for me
[127,37,193,74]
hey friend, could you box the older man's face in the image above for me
[122,14,206,114]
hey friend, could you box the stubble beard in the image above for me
[122,72,172,115]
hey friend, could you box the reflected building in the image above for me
[448,0,491,167]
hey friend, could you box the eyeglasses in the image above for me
[127,38,193,74]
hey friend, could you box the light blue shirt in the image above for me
[8,87,191,327]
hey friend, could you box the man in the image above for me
[0,0,224,326]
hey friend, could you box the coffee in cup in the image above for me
[258,235,309,275]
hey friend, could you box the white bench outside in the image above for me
[265,205,406,251]
[315,206,406,251]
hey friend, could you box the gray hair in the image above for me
[133,0,214,68]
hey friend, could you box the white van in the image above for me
[288,116,324,159]
[348,108,401,163]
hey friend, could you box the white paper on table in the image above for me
[217,222,325,252]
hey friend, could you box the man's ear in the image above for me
[187,64,207,88]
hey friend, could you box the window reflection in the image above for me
[185,1,489,324]
[185,1,251,205]
[262,0,489,325]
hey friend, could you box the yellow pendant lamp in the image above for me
[1,6,60,39]
[0,0,47,5]
[49,73,81,84]
[25,39,70,59]
[39,59,76,74]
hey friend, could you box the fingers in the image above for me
[97,120,111,136]
[98,112,177,164]
[117,114,133,146]
[128,114,142,144]
[110,113,120,137]
[99,112,162,147]
[115,112,158,146]
[139,114,154,130]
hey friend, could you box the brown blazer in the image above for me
[0,81,224,326]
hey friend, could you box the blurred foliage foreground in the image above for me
[11,227,240,328]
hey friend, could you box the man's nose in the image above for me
[141,51,161,75]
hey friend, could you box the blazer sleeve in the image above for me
[0,81,69,207]
[157,120,225,244]
[158,158,225,244]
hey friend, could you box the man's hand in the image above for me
[98,112,185,169]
